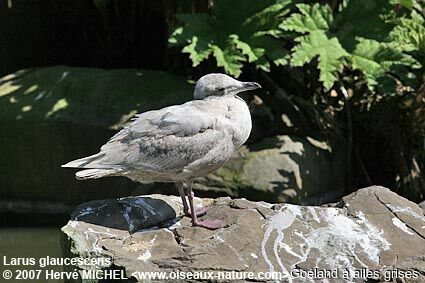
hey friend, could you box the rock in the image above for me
[0,66,192,205]
[61,186,425,282]
[419,200,425,214]
[194,135,347,205]
[0,66,193,127]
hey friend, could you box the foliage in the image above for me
[351,39,419,90]
[170,0,425,201]
[171,0,423,91]
[169,0,291,77]
[281,2,421,91]
[280,3,348,90]
[389,10,425,57]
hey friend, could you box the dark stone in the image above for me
[71,197,176,233]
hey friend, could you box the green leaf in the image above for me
[171,13,218,67]
[269,48,290,66]
[169,0,290,76]
[290,31,348,90]
[255,56,271,72]
[250,35,289,66]
[389,10,425,55]
[229,35,259,63]
[280,3,332,33]
[182,37,212,66]
[390,0,422,10]
[280,3,345,90]
[351,38,420,90]
[210,45,245,77]
[351,39,383,87]
[332,0,395,51]
[168,27,183,44]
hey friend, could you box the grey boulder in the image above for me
[61,186,425,282]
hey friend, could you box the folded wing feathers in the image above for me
[75,168,119,180]
[62,100,221,180]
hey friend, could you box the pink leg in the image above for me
[186,181,224,230]
[178,182,210,217]
[186,190,211,216]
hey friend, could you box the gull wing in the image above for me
[63,100,229,175]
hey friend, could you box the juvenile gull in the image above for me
[62,73,260,229]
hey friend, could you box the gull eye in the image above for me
[217,87,225,92]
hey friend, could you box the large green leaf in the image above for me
[332,0,396,51]
[291,31,348,90]
[181,37,212,66]
[351,38,420,89]
[389,10,425,55]
[279,3,332,33]
[229,35,260,63]
[169,0,290,77]
[210,45,245,77]
[281,3,347,90]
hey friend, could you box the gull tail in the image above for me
[62,153,122,180]
[61,152,105,169]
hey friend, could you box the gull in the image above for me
[62,73,260,229]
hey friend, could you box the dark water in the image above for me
[0,228,62,283]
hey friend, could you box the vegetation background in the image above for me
[1,0,424,224]
[169,0,425,202]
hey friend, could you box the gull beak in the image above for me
[240,82,261,92]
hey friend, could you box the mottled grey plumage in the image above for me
[62,73,260,229]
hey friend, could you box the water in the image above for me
[0,228,63,283]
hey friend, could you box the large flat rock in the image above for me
[61,186,425,282]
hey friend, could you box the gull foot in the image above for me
[185,206,211,217]
[195,219,224,230]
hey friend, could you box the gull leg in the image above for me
[189,190,210,217]
[186,181,198,225]
[176,182,189,216]
[187,181,224,230]
[176,182,209,217]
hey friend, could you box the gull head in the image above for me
[193,73,261,100]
